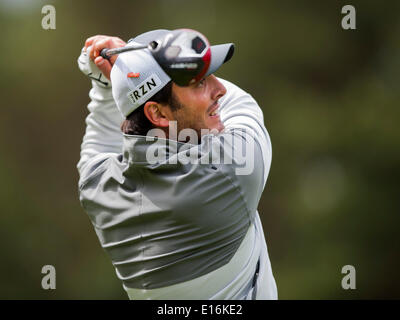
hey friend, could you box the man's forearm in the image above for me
[77,82,124,176]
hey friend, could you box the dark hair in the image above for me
[121,81,174,136]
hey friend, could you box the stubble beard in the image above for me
[169,94,203,144]
[169,93,224,144]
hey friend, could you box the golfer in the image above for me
[77,29,277,300]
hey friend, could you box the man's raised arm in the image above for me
[218,78,272,186]
[76,36,126,177]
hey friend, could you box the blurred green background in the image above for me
[0,0,399,299]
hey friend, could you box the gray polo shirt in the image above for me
[77,74,277,299]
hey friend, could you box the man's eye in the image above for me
[198,78,206,86]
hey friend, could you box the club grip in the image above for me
[100,48,110,60]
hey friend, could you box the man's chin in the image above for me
[212,121,225,133]
[204,116,223,131]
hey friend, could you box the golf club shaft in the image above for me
[100,44,148,59]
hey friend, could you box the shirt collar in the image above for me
[122,134,195,166]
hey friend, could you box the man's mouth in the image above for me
[209,109,219,117]
[208,102,220,117]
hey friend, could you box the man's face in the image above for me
[163,75,227,141]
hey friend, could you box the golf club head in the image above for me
[149,29,211,86]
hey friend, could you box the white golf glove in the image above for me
[77,46,111,88]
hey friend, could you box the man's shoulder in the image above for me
[217,78,259,111]
[78,153,125,191]
[215,78,271,186]
[217,78,250,97]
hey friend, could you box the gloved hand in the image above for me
[78,35,126,88]
[77,45,111,88]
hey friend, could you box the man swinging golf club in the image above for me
[77,29,277,299]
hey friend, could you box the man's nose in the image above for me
[209,75,227,100]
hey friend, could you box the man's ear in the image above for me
[143,101,170,127]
